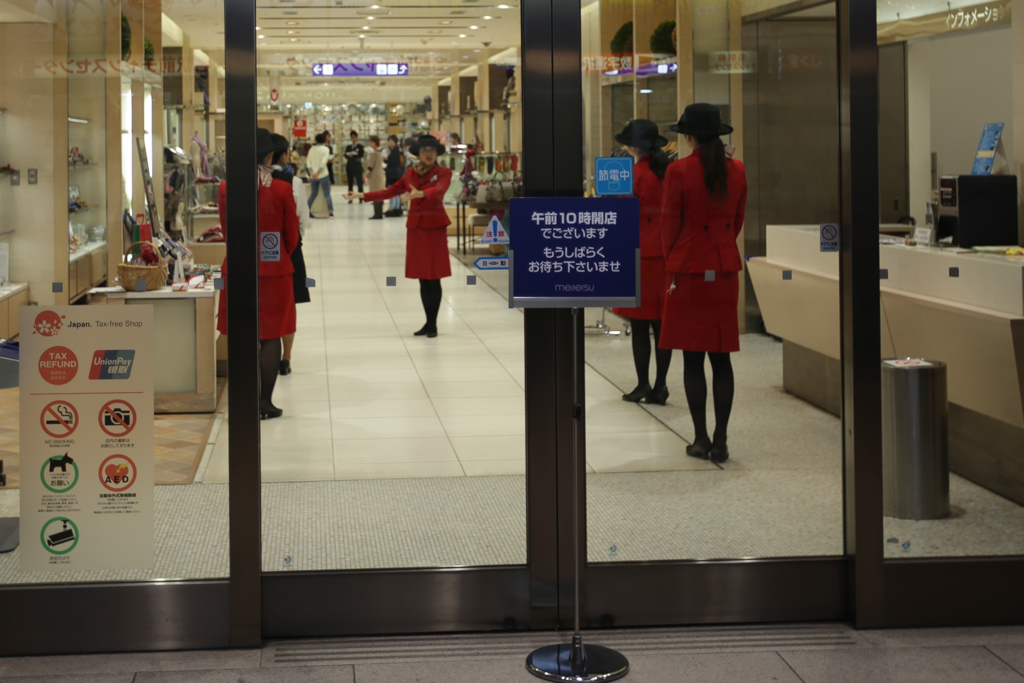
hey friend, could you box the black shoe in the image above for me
[384,210,403,217]
[414,324,436,336]
[279,359,291,376]
[686,436,712,460]
[427,329,437,338]
[646,385,669,405]
[622,384,651,403]
[369,215,383,220]
[260,399,283,420]
[348,199,353,204]
[709,439,730,464]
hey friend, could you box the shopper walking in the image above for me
[610,120,673,405]
[660,103,747,464]
[364,135,386,220]
[323,130,336,185]
[384,134,405,217]
[344,130,365,202]
[217,128,300,419]
[347,134,452,337]
[306,133,334,218]
[270,134,311,375]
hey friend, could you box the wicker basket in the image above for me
[118,242,168,292]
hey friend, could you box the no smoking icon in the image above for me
[99,400,137,437]
[40,401,78,439]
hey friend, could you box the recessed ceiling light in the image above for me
[429,29,441,33]
[473,49,480,52]
[483,15,492,19]
[371,4,379,7]
[440,20,452,24]
[287,30,297,34]
[367,15,374,19]
[459,33,467,37]
[258,34,265,38]
[290,38,299,41]
[286,20,298,25]
[640,88,653,93]
[255,26,261,30]
[362,25,369,29]
[497,4,510,7]
[359,34,366,38]
[470,25,479,28]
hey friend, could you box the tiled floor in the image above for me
[2,624,1024,682]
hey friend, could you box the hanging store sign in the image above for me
[293,119,308,139]
[877,0,1010,43]
[311,62,410,77]
[20,306,155,572]
[509,197,640,308]
[708,52,757,74]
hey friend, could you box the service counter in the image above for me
[89,283,219,413]
[748,225,1024,504]
[0,283,29,340]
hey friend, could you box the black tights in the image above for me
[419,279,443,331]
[629,318,672,390]
[682,350,734,444]
[259,338,281,404]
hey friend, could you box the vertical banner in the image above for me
[19,306,154,572]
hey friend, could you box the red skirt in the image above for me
[216,262,297,341]
[613,256,665,321]
[406,225,452,280]
[659,271,739,353]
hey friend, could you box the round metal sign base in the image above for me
[526,643,629,682]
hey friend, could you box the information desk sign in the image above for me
[19,306,154,572]
[594,157,633,196]
[509,197,640,308]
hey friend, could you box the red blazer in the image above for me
[660,150,747,274]
[364,164,453,229]
[218,179,299,277]
[633,157,665,258]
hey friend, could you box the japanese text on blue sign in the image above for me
[312,63,409,77]
[595,157,633,196]
[510,197,639,308]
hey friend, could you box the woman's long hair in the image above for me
[638,142,670,180]
[695,134,728,198]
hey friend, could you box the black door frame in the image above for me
[4,0,1023,659]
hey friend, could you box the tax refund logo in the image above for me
[89,350,136,380]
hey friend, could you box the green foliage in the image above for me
[121,14,131,61]
[610,21,633,55]
[144,37,154,63]
[650,20,676,55]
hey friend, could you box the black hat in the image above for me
[257,128,279,162]
[615,119,668,149]
[670,103,733,137]
[269,133,289,157]
[410,134,446,156]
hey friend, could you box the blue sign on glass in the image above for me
[594,157,634,196]
[971,122,1004,175]
[312,63,409,77]
[508,197,640,308]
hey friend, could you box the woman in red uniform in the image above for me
[348,134,452,338]
[217,129,300,419]
[610,120,673,405]
[660,103,747,463]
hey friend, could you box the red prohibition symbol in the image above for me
[262,232,280,250]
[99,454,137,492]
[40,400,79,439]
[99,399,137,437]
[821,225,837,241]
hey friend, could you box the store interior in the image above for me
[0,0,1022,585]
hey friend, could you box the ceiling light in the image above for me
[429,29,441,33]
[359,34,366,38]
[440,20,452,24]
[287,30,297,34]
[459,33,467,37]
[290,38,299,41]
[258,34,265,38]
[497,4,510,8]
[367,15,374,19]
[474,49,480,52]
[286,20,298,25]
[640,88,653,93]
[362,25,369,29]
[470,25,479,29]
[255,26,261,30]
[483,15,493,19]
[371,4,379,7]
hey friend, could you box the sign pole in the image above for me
[525,308,629,682]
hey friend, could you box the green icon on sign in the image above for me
[40,517,79,555]
[40,453,79,493]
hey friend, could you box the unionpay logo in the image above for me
[89,350,136,380]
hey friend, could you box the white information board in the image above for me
[19,306,154,572]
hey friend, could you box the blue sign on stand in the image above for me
[971,122,1004,175]
[594,157,634,196]
[508,197,640,308]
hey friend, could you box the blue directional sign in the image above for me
[595,157,633,196]
[312,62,410,77]
[509,197,640,308]
[475,256,508,270]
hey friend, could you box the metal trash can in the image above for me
[881,358,949,520]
